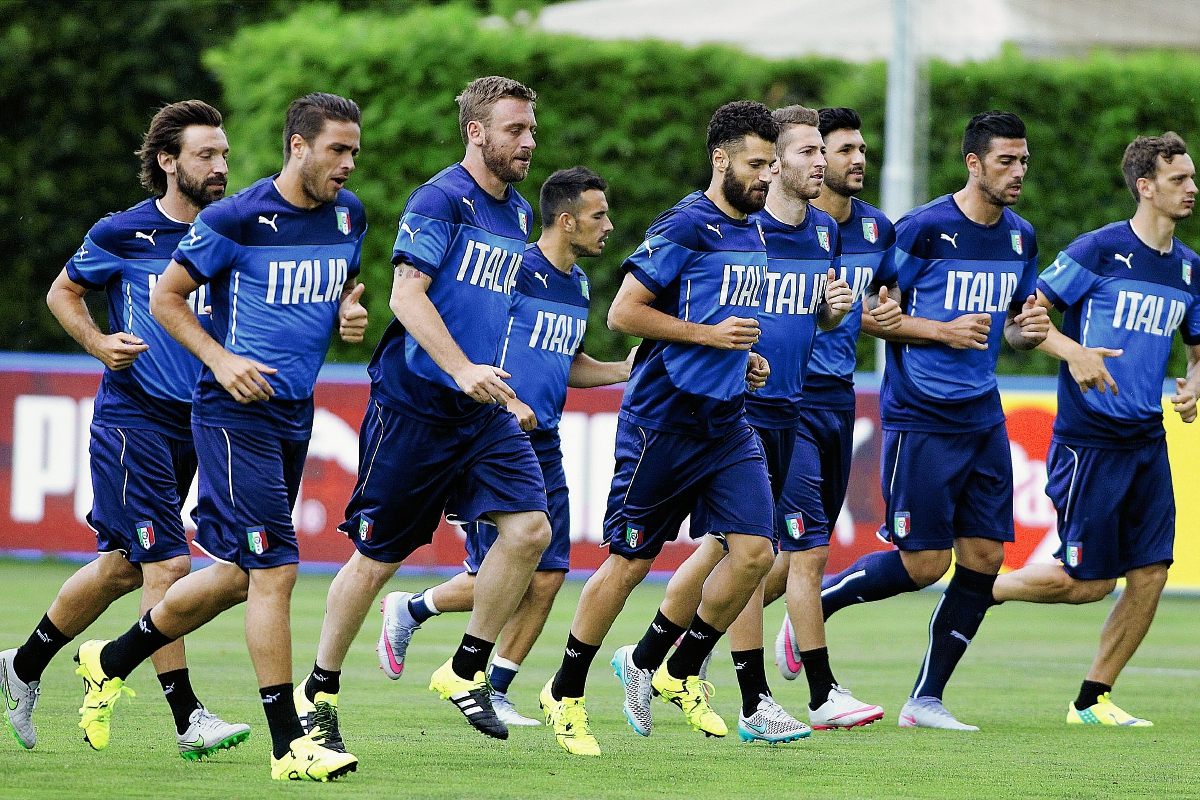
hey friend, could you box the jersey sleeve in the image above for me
[887,214,927,293]
[392,185,457,274]
[171,204,242,285]
[1038,234,1098,311]
[65,221,121,290]
[1013,226,1039,307]
[623,234,691,297]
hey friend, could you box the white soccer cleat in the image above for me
[177,707,252,760]
[1,648,39,749]
[898,696,978,731]
[378,591,421,680]
[774,616,803,680]
[737,694,811,744]
[611,644,654,736]
[809,685,884,730]
[490,691,541,727]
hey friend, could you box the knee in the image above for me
[730,536,776,577]
[503,513,553,557]
[1126,562,1169,593]
[101,556,145,593]
[610,555,654,591]
[790,548,829,581]
[901,550,952,588]
[143,556,191,589]
[528,570,566,603]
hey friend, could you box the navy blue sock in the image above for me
[408,591,438,624]
[910,565,997,700]
[821,550,919,619]
[487,657,519,694]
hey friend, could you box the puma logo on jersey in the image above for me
[533,272,549,288]
[1115,252,1134,269]
[940,232,959,248]
[135,230,157,247]
[400,222,420,242]
[186,227,201,246]
[258,214,279,232]
[76,244,89,260]
[462,197,476,214]
[643,240,657,259]
[706,223,723,238]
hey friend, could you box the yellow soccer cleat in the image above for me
[294,677,346,752]
[650,665,727,737]
[74,640,135,751]
[1067,693,1153,727]
[539,678,600,757]
[271,731,358,781]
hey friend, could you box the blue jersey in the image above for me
[173,176,366,439]
[370,164,534,422]
[880,194,1038,432]
[621,191,767,438]
[499,244,589,434]
[802,198,897,411]
[66,198,209,439]
[744,204,840,429]
[1040,221,1200,448]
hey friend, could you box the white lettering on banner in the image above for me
[11,396,78,522]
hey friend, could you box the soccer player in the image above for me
[615,104,863,745]
[817,111,1050,730]
[375,167,633,727]
[0,100,250,758]
[296,76,551,744]
[539,101,778,757]
[72,93,368,781]
[769,106,896,729]
[992,132,1200,726]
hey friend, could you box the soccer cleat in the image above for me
[429,659,508,739]
[1,648,39,749]
[611,644,654,736]
[809,685,885,730]
[378,591,421,680]
[539,679,600,756]
[738,694,812,744]
[74,640,135,750]
[177,707,251,760]
[898,696,978,731]
[774,616,803,680]
[650,665,727,737]
[1067,693,1152,726]
[491,691,541,726]
[294,677,346,753]
[270,731,358,781]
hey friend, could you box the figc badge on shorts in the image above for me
[136,521,155,549]
[893,512,911,539]
[625,525,642,548]
[247,525,269,555]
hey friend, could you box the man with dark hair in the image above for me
[300,76,550,745]
[1,100,249,759]
[374,167,633,727]
[818,110,1050,730]
[72,92,368,781]
[992,132,1200,726]
[539,101,778,756]
[768,105,896,729]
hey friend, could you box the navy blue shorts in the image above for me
[340,398,548,564]
[1046,438,1174,581]
[878,424,1015,551]
[777,408,855,552]
[88,422,195,564]
[191,423,308,570]
[604,418,774,560]
[465,484,570,572]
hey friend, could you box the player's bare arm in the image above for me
[746,351,770,391]
[1031,290,1122,394]
[46,268,149,370]
[390,262,514,404]
[567,348,635,388]
[1004,293,1050,351]
[817,267,853,331]
[860,284,902,335]
[863,278,990,349]
[150,260,276,403]
[1170,343,1200,423]
[608,271,759,350]
[337,279,368,343]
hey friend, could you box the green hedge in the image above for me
[210,5,1200,374]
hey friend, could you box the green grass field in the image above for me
[1,558,1198,799]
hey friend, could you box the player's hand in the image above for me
[939,312,991,350]
[506,396,538,431]
[620,345,638,382]
[91,332,149,371]
[705,316,760,350]
[338,283,368,343]
[454,363,517,405]
[869,285,902,331]
[824,268,853,321]
[1171,376,1198,423]
[746,352,770,392]
[211,352,276,404]
[1014,294,1050,346]
[1067,346,1122,395]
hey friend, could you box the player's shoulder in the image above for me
[1065,221,1124,258]
[849,197,894,234]
[647,191,706,245]
[405,165,470,223]
[1000,206,1036,239]
[88,198,169,251]
[809,204,839,233]
[197,176,276,239]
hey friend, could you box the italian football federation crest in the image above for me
[625,525,642,548]
[518,208,529,235]
[135,521,155,549]
[1065,543,1082,568]
[893,511,911,539]
[862,218,879,244]
[1010,230,1023,255]
[1184,260,1192,285]
[358,515,373,542]
[784,513,805,541]
[247,525,268,555]
[335,206,351,235]
[579,276,590,300]
[816,226,831,252]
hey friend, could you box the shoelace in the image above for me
[558,703,590,734]
[311,701,343,748]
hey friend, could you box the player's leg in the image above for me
[488,569,566,726]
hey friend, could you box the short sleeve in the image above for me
[887,215,926,292]
[1038,235,1099,310]
[171,214,240,285]
[65,229,119,290]
[623,234,689,297]
[392,185,457,273]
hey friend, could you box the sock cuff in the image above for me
[490,656,521,673]
[796,646,829,662]
[420,589,439,616]
[259,683,293,703]
[686,614,722,640]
